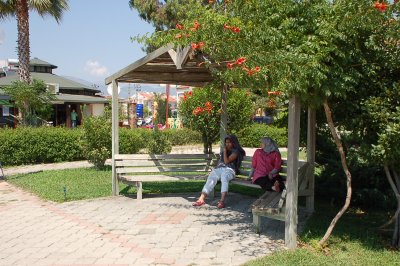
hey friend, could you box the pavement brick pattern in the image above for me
[0,179,300,266]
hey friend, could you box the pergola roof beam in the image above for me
[105,44,174,85]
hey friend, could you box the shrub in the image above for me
[120,128,146,154]
[0,127,84,166]
[163,128,202,145]
[146,128,172,154]
[237,124,287,147]
[81,115,111,169]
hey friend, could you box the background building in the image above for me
[0,58,108,128]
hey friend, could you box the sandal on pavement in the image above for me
[217,201,225,209]
[192,200,205,207]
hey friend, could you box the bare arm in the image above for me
[223,147,238,164]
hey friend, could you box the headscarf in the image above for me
[261,137,280,154]
[223,134,246,174]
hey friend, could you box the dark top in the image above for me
[216,148,239,172]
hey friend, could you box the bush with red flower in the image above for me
[179,86,253,154]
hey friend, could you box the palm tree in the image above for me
[0,0,69,84]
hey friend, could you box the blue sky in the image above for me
[0,0,160,93]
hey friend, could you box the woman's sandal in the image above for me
[192,200,205,207]
[273,180,281,193]
[217,201,225,209]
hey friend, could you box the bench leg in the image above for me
[253,213,262,233]
[136,181,143,200]
[306,195,314,212]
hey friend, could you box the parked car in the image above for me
[253,116,274,125]
[144,117,152,125]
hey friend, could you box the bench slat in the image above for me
[252,191,278,207]
[230,179,259,188]
[115,160,216,167]
[119,174,207,183]
[261,193,281,209]
[260,193,280,208]
[115,154,217,160]
[117,167,212,174]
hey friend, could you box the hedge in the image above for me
[0,127,84,165]
[236,124,288,148]
[0,127,203,166]
[0,125,286,166]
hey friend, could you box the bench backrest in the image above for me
[115,154,219,177]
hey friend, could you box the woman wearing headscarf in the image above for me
[192,134,246,209]
[250,137,284,192]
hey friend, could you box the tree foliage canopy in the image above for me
[2,79,55,125]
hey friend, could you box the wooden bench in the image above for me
[115,153,314,232]
[115,153,218,199]
[232,155,314,232]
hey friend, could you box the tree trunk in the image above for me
[16,0,31,84]
[208,142,213,154]
[319,100,353,246]
[202,135,213,154]
[383,164,400,248]
[16,0,31,124]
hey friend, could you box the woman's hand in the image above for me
[268,172,273,180]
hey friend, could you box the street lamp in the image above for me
[132,84,142,128]
[133,83,141,103]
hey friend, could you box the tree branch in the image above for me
[319,100,353,246]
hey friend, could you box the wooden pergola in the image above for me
[105,44,316,249]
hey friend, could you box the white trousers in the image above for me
[202,167,235,195]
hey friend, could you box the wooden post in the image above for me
[66,105,71,128]
[166,84,170,128]
[285,95,301,249]
[306,107,316,212]
[219,84,228,148]
[111,80,119,196]
[55,105,58,126]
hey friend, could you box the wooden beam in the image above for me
[121,71,213,82]
[105,44,174,85]
[168,49,178,66]
[111,80,119,196]
[219,84,228,149]
[285,95,301,249]
[176,46,191,69]
[306,107,316,211]
[115,78,210,87]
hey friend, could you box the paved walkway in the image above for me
[0,146,306,266]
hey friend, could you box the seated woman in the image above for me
[250,137,284,192]
[192,134,246,209]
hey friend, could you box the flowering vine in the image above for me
[193,101,214,116]
[226,56,261,76]
[223,23,240,33]
[373,1,389,12]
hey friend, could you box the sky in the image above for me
[0,0,175,96]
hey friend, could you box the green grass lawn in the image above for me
[6,167,399,265]
[6,166,265,202]
[245,203,399,266]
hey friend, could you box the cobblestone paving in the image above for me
[0,180,300,266]
[0,146,303,266]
